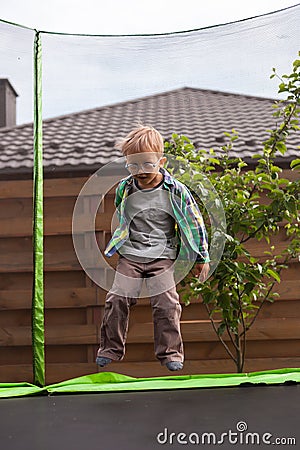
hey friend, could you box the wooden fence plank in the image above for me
[128,318,300,343]
[123,339,300,361]
[127,298,300,323]
[0,284,298,311]
[0,325,97,346]
[0,287,98,309]
[0,213,113,237]
[0,197,78,220]
[0,345,88,364]
[0,177,117,199]
[2,319,299,346]
[0,251,118,272]
[172,278,300,306]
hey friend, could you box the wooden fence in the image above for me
[0,170,299,384]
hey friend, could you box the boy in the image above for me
[96,124,210,371]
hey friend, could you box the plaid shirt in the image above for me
[104,166,210,263]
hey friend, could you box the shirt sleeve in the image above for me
[182,185,210,263]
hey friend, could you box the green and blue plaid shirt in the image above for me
[104,166,210,263]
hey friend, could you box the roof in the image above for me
[0,87,298,176]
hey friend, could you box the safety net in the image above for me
[0,4,299,398]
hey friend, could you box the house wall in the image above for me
[0,170,299,384]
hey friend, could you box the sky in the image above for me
[0,0,298,35]
[0,0,299,125]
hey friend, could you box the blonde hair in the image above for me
[115,121,164,156]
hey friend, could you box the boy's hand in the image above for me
[191,262,210,282]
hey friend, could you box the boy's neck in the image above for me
[134,171,163,190]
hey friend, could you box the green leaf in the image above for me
[291,158,300,169]
[244,282,255,295]
[202,291,215,304]
[293,59,300,68]
[278,82,287,93]
[266,269,281,283]
[276,142,287,155]
[217,323,226,336]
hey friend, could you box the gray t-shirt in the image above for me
[118,175,178,263]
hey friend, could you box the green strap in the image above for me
[32,30,45,387]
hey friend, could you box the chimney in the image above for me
[0,79,18,128]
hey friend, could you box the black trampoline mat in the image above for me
[0,384,299,450]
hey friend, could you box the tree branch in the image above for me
[204,303,237,363]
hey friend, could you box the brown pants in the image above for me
[97,255,184,366]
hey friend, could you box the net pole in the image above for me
[32,29,45,387]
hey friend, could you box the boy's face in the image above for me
[125,151,167,184]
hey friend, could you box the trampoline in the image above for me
[1,369,300,448]
[1,376,299,449]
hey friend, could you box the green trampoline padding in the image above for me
[0,382,44,398]
[1,368,299,399]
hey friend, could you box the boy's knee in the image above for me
[150,289,181,309]
[105,295,137,310]
[152,303,182,319]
